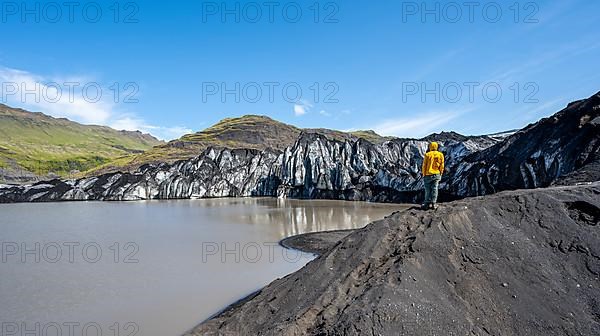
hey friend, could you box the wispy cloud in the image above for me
[109,117,193,140]
[0,66,190,140]
[0,67,112,124]
[293,100,313,116]
[370,109,467,138]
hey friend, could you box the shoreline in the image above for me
[279,229,357,255]
[182,229,359,335]
[0,192,415,205]
[183,206,413,335]
[183,183,600,335]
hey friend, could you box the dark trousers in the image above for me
[423,174,441,205]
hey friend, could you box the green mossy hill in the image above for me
[0,104,162,182]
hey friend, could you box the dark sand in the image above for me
[186,183,600,336]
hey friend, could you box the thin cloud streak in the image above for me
[371,109,468,138]
[109,117,193,141]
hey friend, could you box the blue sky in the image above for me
[1,0,599,140]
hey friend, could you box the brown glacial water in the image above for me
[0,198,408,335]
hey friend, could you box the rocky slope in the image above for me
[0,92,598,203]
[445,93,600,196]
[186,182,600,336]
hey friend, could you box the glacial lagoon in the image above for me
[0,198,407,335]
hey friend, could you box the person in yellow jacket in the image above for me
[421,141,445,210]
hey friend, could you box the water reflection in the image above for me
[234,198,408,237]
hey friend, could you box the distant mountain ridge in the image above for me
[4,90,598,203]
[90,114,499,175]
[99,115,398,173]
[0,103,508,183]
[5,89,600,202]
[126,115,302,168]
[0,104,162,183]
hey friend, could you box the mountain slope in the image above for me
[0,104,162,183]
[186,182,600,336]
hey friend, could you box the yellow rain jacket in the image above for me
[422,142,445,176]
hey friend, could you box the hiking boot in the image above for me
[431,203,438,210]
